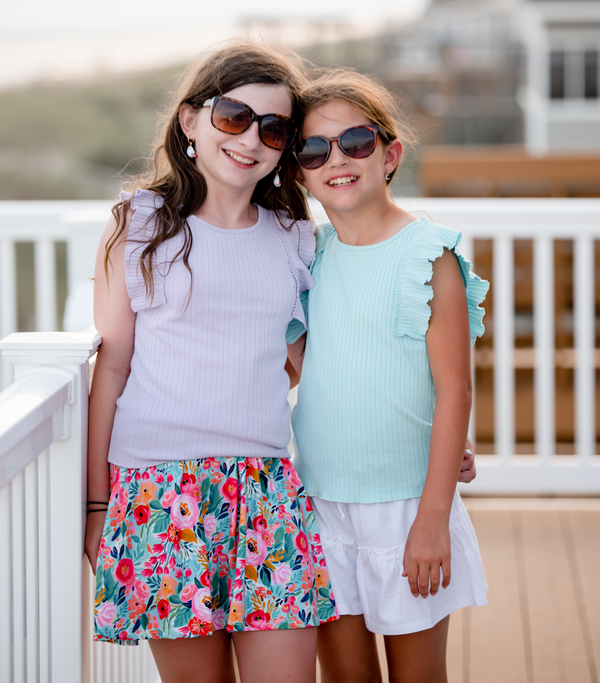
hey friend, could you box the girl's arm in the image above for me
[286,333,306,389]
[403,248,472,599]
[84,214,136,573]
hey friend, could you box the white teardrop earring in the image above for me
[186,139,197,159]
[273,166,282,188]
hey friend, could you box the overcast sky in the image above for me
[1,0,429,89]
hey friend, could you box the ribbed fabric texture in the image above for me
[291,218,489,503]
[108,189,315,469]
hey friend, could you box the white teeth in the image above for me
[328,176,357,186]
[225,150,256,165]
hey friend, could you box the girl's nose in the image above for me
[237,121,262,148]
[328,140,348,166]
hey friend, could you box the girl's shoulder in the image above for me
[394,217,489,346]
[265,208,316,269]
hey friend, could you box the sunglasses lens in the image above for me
[295,137,330,169]
[340,127,377,158]
[212,98,253,134]
[260,115,296,150]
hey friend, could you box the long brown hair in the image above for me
[298,67,418,185]
[106,41,309,300]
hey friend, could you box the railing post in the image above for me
[0,331,100,683]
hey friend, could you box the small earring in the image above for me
[273,166,282,188]
[186,139,197,159]
[385,173,391,181]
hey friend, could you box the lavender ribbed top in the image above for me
[107,189,315,468]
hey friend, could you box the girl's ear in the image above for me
[384,139,403,176]
[179,104,197,138]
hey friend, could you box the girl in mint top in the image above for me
[288,69,489,682]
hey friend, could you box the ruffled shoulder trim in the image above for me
[393,220,489,346]
[122,189,168,312]
[273,211,316,269]
[315,222,336,256]
[267,209,316,330]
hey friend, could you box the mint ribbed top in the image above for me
[290,218,489,503]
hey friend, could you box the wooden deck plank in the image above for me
[468,510,528,683]
[521,510,591,683]
[567,510,600,683]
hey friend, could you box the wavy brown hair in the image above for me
[106,40,310,300]
[297,67,418,185]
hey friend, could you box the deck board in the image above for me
[569,511,600,683]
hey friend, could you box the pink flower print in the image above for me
[245,530,267,567]
[180,472,196,493]
[315,567,330,588]
[203,515,217,536]
[155,473,164,484]
[295,532,309,557]
[246,610,271,630]
[221,478,239,503]
[167,474,173,483]
[212,608,226,631]
[161,490,177,509]
[305,496,313,512]
[229,601,244,624]
[200,569,211,588]
[191,588,212,622]
[185,568,192,578]
[96,602,117,627]
[174,568,183,579]
[272,564,291,585]
[115,559,135,587]
[283,461,303,489]
[180,583,198,604]
[253,515,267,535]
[134,581,150,601]
[170,493,199,529]
[127,595,146,619]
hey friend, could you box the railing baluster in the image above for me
[38,450,51,683]
[25,458,40,683]
[13,472,27,682]
[494,236,515,460]
[0,481,13,683]
[534,236,555,460]
[574,236,596,460]
[35,238,58,332]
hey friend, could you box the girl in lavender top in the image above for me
[84,42,338,683]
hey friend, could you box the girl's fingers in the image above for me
[418,566,430,598]
[407,562,420,598]
[430,564,441,596]
[441,557,452,589]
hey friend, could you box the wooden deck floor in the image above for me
[367,498,600,683]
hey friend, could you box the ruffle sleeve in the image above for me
[122,189,169,312]
[273,212,316,333]
[393,222,489,346]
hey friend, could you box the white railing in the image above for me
[1,197,600,495]
[0,331,159,683]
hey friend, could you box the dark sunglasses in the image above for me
[203,96,297,151]
[294,124,384,170]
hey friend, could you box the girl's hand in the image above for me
[402,513,451,598]
[84,511,107,575]
[458,437,476,483]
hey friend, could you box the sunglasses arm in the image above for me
[203,98,215,108]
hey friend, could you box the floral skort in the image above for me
[93,457,338,645]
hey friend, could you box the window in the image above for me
[549,49,599,100]
[585,50,599,99]
[550,50,565,99]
